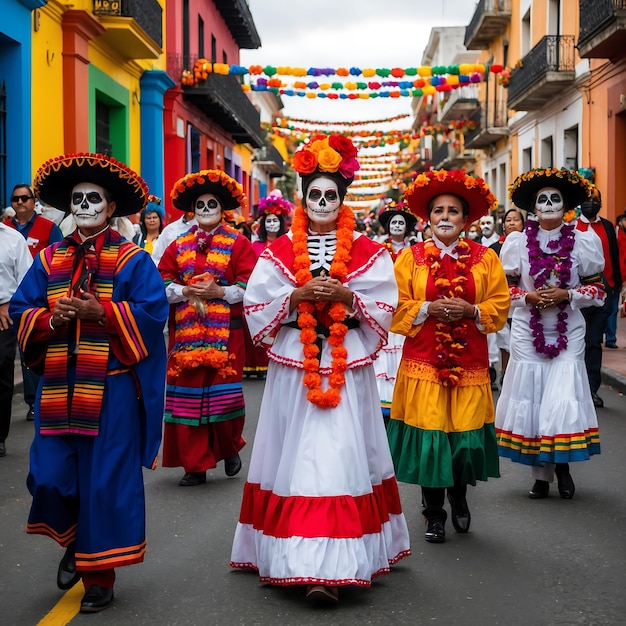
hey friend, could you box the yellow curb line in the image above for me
[37,584,82,626]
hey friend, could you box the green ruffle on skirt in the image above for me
[387,419,500,488]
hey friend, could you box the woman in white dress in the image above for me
[230,134,410,605]
[496,168,605,499]
[374,204,417,422]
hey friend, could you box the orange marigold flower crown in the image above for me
[404,169,498,224]
[292,134,360,180]
[170,169,248,212]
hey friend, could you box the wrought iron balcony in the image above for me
[93,0,162,59]
[578,0,626,60]
[213,0,261,49]
[465,0,512,50]
[253,144,286,177]
[431,141,476,170]
[507,35,576,111]
[464,102,509,149]
[439,85,479,123]
[182,72,264,148]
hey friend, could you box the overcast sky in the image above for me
[241,0,477,128]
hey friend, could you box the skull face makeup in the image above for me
[479,215,495,237]
[389,215,407,238]
[194,193,222,230]
[535,187,564,220]
[71,182,114,236]
[305,176,341,229]
[264,214,281,233]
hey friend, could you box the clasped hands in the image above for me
[52,292,105,328]
[428,297,475,323]
[290,276,353,311]
[527,287,569,310]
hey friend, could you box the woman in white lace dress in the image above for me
[496,169,605,500]
[230,135,410,606]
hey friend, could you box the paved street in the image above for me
[1,378,625,625]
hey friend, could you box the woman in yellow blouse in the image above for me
[387,169,510,544]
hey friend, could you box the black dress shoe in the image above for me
[178,471,206,486]
[224,454,242,477]
[528,480,549,499]
[447,492,471,533]
[424,519,446,543]
[26,407,35,421]
[57,543,80,590]
[80,585,114,613]
[0,440,5,457]
[591,392,604,408]
[555,464,575,499]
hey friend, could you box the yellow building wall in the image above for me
[31,0,167,174]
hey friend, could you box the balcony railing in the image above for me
[439,85,479,123]
[93,0,162,58]
[578,0,626,59]
[465,0,512,50]
[213,0,261,49]
[507,35,576,111]
[253,144,286,177]
[431,141,475,170]
[464,102,509,149]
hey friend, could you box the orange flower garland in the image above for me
[424,238,473,386]
[292,203,355,409]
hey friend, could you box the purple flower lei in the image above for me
[525,220,575,358]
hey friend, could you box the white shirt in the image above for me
[0,223,33,304]
[151,215,198,266]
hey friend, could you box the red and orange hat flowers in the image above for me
[170,169,248,212]
[258,189,294,217]
[292,133,360,182]
[405,169,498,225]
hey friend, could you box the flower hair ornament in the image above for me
[292,134,360,180]
[258,189,293,216]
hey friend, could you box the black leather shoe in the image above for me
[424,519,446,543]
[528,480,549,499]
[555,464,575,499]
[57,543,80,590]
[178,471,206,486]
[591,392,604,408]
[605,342,618,349]
[0,440,5,457]
[447,492,471,533]
[26,407,35,421]
[224,454,242,477]
[80,585,114,613]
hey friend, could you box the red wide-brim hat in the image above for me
[34,153,149,217]
[509,168,592,212]
[170,169,247,212]
[404,169,498,224]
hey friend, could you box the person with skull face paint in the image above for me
[496,168,605,500]
[9,153,169,613]
[231,134,410,605]
[388,169,510,544]
[478,214,499,247]
[243,190,293,379]
[374,203,418,421]
[159,170,257,487]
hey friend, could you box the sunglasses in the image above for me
[11,195,34,203]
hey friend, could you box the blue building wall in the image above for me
[0,0,46,208]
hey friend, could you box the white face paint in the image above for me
[479,215,495,237]
[389,215,407,237]
[194,193,222,229]
[71,182,111,234]
[305,177,341,228]
[535,187,564,220]
[264,214,281,233]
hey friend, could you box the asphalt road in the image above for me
[1,378,625,625]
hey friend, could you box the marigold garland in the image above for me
[169,224,238,378]
[424,238,472,386]
[292,203,356,409]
